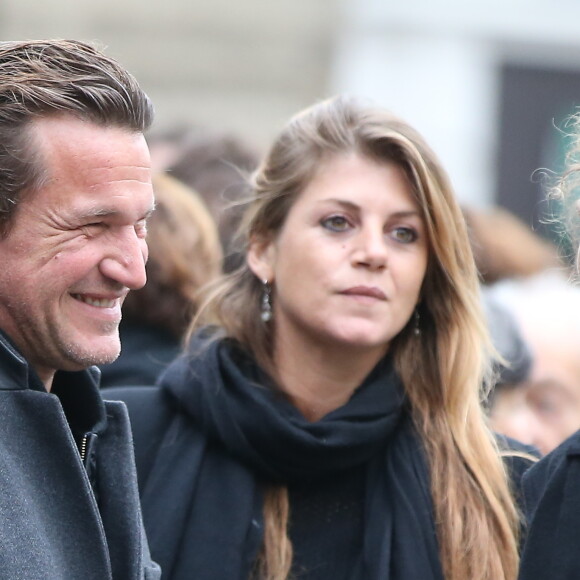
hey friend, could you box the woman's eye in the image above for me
[321,215,351,232]
[392,227,417,243]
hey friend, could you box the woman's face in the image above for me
[248,153,429,359]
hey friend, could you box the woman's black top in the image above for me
[104,332,537,580]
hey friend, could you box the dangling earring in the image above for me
[260,279,273,322]
[413,309,421,336]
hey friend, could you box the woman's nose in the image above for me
[352,228,388,271]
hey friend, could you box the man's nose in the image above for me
[99,228,148,289]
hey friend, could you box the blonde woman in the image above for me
[106,96,531,579]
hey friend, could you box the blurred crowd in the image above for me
[463,204,580,455]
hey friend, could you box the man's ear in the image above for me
[247,234,276,282]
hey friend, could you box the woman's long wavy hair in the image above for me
[191,96,520,580]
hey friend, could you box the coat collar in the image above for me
[0,328,107,435]
[0,330,36,391]
[564,430,580,457]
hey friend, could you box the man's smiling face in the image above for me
[0,114,154,387]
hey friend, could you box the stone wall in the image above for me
[1,0,340,149]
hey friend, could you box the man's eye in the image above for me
[321,215,350,232]
[392,227,418,243]
[81,223,103,235]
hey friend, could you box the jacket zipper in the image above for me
[80,433,89,462]
[79,432,99,503]
[80,431,98,463]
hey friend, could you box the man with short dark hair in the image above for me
[0,39,160,579]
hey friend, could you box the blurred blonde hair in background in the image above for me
[123,172,223,340]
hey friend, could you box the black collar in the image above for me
[0,330,35,391]
[0,328,107,436]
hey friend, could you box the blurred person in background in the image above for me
[462,205,563,285]
[462,204,576,455]
[148,125,260,272]
[518,111,580,580]
[0,39,159,579]
[481,292,541,449]
[489,273,580,455]
[107,96,530,580]
[100,173,222,387]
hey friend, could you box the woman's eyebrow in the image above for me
[317,198,360,211]
[317,198,421,219]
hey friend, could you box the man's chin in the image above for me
[63,337,121,369]
[89,342,122,365]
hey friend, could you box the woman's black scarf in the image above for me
[142,337,444,580]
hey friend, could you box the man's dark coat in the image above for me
[0,332,160,580]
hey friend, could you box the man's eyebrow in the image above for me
[78,204,156,220]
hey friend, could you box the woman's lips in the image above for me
[341,286,387,300]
